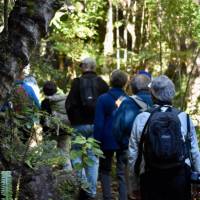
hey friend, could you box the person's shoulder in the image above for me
[95,75,107,83]
[98,92,108,100]
[23,82,35,93]
[177,110,189,122]
[97,90,113,103]
[120,96,133,106]
[122,95,142,106]
[47,93,66,101]
[134,111,150,123]
[176,109,186,116]
[70,77,80,88]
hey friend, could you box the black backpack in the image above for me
[135,106,186,174]
[79,76,99,111]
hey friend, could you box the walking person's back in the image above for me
[113,73,153,150]
[129,75,200,200]
[112,73,153,199]
[65,57,109,199]
[11,69,40,143]
[65,58,108,126]
[41,81,71,170]
[94,69,128,200]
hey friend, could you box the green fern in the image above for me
[1,171,13,200]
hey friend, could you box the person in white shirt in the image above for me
[129,75,200,200]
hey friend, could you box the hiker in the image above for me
[65,57,109,200]
[23,63,40,103]
[94,69,128,200]
[41,81,72,170]
[129,75,200,200]
[112,73,153,199]
[13,70,40,111]
[113,73,153,151]
[24,74,40,104]
[1,64,40,113]
[10,69,40,143]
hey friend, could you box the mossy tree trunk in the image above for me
[0,0,66,102]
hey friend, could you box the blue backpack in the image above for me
[135,106,186,174]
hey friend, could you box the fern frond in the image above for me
[1,171,13,200]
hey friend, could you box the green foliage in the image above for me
[71,135,104,170]
[31,59,70,93]
[25,140,67,169]
[49,0,107,61]
[0,99,72,169]
[1,171,12,200]
[42,110,74,135]
[55,171,80,200]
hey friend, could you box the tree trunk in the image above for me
[0,0,66,102]
[123,5,128,68]
[116,4,120,69]
[134,0,145,53]
[103,0,113,56]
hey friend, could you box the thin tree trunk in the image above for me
[116,4,120,69]
[134,0,145,53]
[157,0,163,73]
[104,0,113,56]
[123,6,128,68]
[127,1,137,50]
[0,0,66,102]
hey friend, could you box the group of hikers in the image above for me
[5,57,200,200]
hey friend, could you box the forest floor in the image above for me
[96,181,119,200]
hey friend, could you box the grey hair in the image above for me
[131,74,151,93]
[80,57,96,71]
[110,69,128,88]
[150,75,175,102]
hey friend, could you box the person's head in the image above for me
[110,69,128,89]
[130,74,151,94]
[137,70,152,80]
[150,75,175,103]
[43,81,57,96]
[17,63,30,80]
[23,64,31,76]
[79,57,96,72]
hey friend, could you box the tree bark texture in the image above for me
[0,0,65,102]
[134,0,145,53]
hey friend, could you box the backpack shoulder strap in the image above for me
[186,113,195,170]
[108,91,127,108]
[130,95,148,111]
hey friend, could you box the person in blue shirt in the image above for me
[0,78,40,112]
[15,79,40,109]
[112,73,153,199]
[112,74,153,150]
[94,69,128,200]
[24,74,41,106]
[11,71,40,143]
